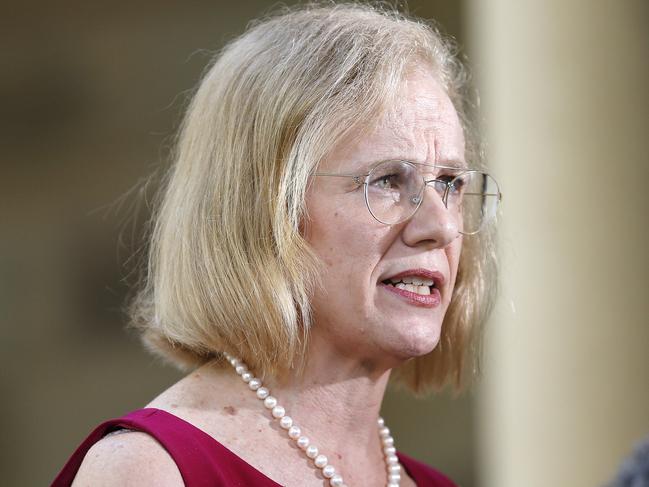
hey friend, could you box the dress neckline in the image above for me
[139,407,422,486]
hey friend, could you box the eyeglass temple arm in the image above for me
[423,174,503,202]
[314,172,366,185]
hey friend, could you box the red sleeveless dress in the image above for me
[51,408,458,486]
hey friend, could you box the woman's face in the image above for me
[304,69,465,367]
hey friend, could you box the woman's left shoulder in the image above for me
[397,451,459,487]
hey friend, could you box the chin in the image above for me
[390,322,442,359]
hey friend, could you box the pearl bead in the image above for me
[314,454,328,468]
[279,416,293,429]
[226,355,401,486]
[384,446,396,455]
[382,436,394,447]
[272,405,285,419]
[288,425,301,439]
[322,464,336,478]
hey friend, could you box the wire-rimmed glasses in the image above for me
[315,159,502,235]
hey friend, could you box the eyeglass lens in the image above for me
[365,160,499,234]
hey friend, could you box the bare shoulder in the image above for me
[71,430,183,487]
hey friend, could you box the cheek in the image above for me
[306,211,386,304]
[305,212,357,295]
[452,236,463,268]
[304,189,395,300]
[446,237,463,291]
[305,209,345,265]
[305,193,364,263]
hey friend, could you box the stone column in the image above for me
[465,1,649,486]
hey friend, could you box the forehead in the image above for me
[321,68,466,173]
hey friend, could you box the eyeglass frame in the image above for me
[314,160,502,235]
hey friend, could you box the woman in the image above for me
[53,3,500,486]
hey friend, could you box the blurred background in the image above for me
[1,1,647,486]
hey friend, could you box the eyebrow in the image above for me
[315,158,471,178]
[432,159,469,170]
[366,158,470,172]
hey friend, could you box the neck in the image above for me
[217,331,398,485]
[257,331,394,483]
[157,329,405,486]
[272,368,390,451]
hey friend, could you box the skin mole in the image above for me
[223,405,237,415]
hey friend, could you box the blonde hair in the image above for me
[129,2,497,393]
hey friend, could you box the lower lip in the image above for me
[379,283,442,308]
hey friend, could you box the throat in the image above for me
[222,352,403,486]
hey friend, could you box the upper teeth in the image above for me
[389,276,435,287]
[393,283,431,295]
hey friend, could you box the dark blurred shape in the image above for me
[608,438,649,487]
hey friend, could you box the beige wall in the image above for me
[466,1,649,486]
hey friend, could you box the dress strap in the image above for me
[51,408,281,487]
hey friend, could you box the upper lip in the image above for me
[380,268,446,289]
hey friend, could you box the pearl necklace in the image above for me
[222,353,402,487]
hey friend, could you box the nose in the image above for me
[401,185,459,249]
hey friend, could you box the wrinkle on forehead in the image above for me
[320,68,466,173]
[365,70,465,165]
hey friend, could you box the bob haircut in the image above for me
[130,2,497,394]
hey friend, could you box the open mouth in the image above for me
[378,270,443,308]
[380,276,435,296]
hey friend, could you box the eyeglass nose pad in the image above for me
[422,180,449,209]
[409,182,428,206]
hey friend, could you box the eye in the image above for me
[441,173,467,194]
[426,174,452,193]
[370,173,401,190]
[366,160,416,194]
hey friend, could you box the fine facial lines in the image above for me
[316,158,471,182]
